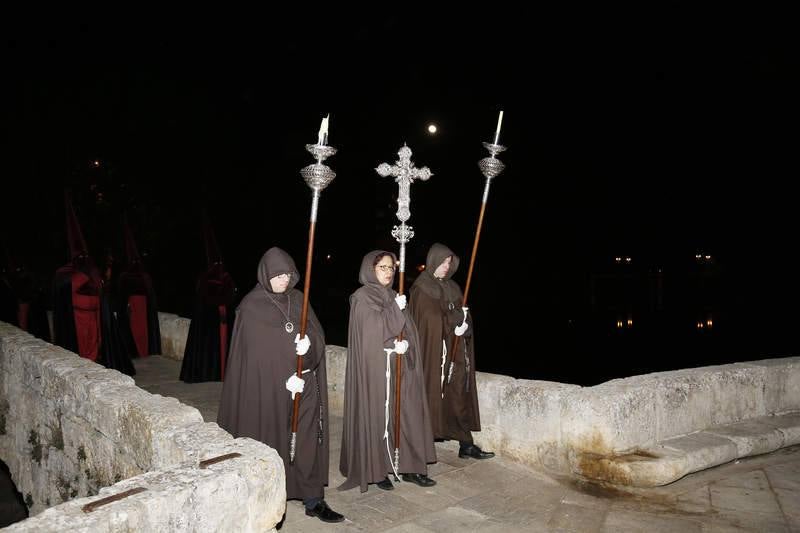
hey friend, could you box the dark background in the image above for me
[2,8,798,385]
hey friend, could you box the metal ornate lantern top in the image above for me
[301,144,337,192]
[478,142,507,180]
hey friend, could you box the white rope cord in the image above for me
[440,339,447,399]
[383,347,401,480]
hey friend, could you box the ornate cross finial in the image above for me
[376,144,433,222]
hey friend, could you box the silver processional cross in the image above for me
[376,144,433,273]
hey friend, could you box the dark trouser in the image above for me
[304,497,322,510]
[458,436,474,451]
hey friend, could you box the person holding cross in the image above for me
[339,250,437,492]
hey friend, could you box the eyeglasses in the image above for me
[376,265,396,273]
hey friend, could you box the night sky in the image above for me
[2,9,799,384]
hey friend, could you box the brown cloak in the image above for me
[409,243,480,442]
[339,250,436,492]
[217,247,329,500]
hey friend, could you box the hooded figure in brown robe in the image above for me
[409,243,494,459]
[339,250,437,492]
[217,247,343,522]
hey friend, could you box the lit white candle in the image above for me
[322,114,330,145]
[493,110,504,145]
[317,115,328,145]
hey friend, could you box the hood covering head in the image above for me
[257,247,300,293]
[424,242,459,281]
[410,243,463,310]
[58,191,101,290]
[356,250,397,302]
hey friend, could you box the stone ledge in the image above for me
[570,411,800,487]
[1,321,287,531]
[160,319,800,488]
[3,436,285,533]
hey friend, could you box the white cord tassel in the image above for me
[383,347,400,480]
[440,340,447,398]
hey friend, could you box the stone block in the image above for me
[705,418,786,458]
[709,363,767,425]
[747,357,800,414]
[158,312,191,360]
[562,376,658,455]
[655,368,715,440]
[5,437,285,533]
[325,345,347,415]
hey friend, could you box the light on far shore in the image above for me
[427,124,437,134]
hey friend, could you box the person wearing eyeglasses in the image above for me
[408,243,494,460]
[217,247,344,523]
[339,250,437,492]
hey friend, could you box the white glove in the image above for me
[285,374,305,399]
[294,334,310,356]
[454,308,469,337]
[395,294,407,310]
[393,339,409,355]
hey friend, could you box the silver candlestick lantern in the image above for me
[443,128,508,393]
[290,131,337,464]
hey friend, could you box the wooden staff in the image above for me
[393,268,405,475]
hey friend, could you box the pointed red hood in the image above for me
[64,190,89,260]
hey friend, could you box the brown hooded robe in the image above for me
[339,251,436,492]
[409,243,480,442]
[217,247,329,501]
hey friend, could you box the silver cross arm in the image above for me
[376,144,432,223]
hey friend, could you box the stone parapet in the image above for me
[0,321,284,531]
[324,346,800,486]
[159,314,800,486]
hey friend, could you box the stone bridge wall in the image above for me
[158,313,800,481]
[0,321,285,532]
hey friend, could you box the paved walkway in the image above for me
[133,356,800,532]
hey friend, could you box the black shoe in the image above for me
[376,477,394,491]
[458,444,495,459]
[402,473,437,487]
[305,500,345,523]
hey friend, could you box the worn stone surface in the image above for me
[324,344,348,415]
[1,322,285,532]
[5,437,285,533]
[660,431,739,475]
[194,335,800,488]
[573,413,800,487]
[562,376,660,455]
[477,373,579,472]
[5,313,794,529]
[157,312,191,361]
[765,412,800,445]
[157,316,800,485]
[655,368,716,440]
[127,353,800,531]
[747,357,800,415]
[706,419,787,458]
